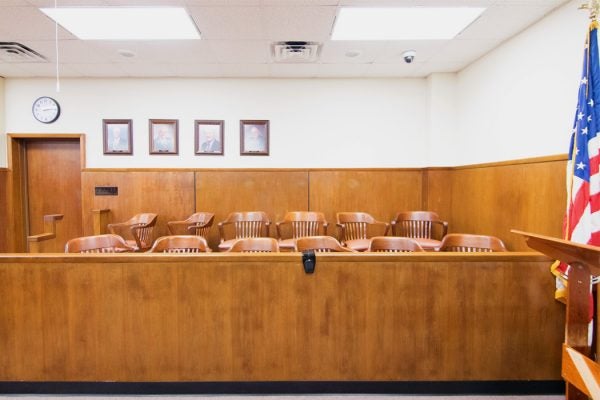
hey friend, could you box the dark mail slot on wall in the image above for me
[95,186,118,196]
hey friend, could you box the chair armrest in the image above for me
[107,222,128,235]
[264,221,271,237]
[336,223,346,244]
[218,221,232,243]
[276,221,289,240]
[323,222,329,236]
[432,220,449,239]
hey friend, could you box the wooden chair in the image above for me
[390,211,448,251]
[336,212,389,252]
[295,236,355,252]
[147,235,211,253]
[65,234,134,253]
[107,213,158,252]
[367,236,425,252]
[167,212,214,237]
[227,237,279,253]
[217,211,271,252]
[439,233,507,252]
[276,211,328,251]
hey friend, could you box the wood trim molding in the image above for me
[7,133,86,169]
[451,154,568,170]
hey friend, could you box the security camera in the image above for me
[402,50,416,64]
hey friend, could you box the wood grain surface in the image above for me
[0,252,563,381]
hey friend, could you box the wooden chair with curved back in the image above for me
[107,213,158,252]
[368,236,425,252]
[227,237,279,253]
[167,212,214,238]
[390,211,448,251]
[147,235,211,253]
[295,236,355,253]
[65,234,134,253]
[336,212,389,252]
[276,211,328,251]
[218,211,271,252]
[439,233,507,252]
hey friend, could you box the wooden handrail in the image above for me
[513,230,600,400]
[92,209,110,235]
[27,214,63,253]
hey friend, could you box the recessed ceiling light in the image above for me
[331,7,485,40]
[39,7,201,40]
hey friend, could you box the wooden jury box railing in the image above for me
[0,252,563,383]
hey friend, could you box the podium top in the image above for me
[512,229,600,276]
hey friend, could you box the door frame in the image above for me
[7,133,85,252]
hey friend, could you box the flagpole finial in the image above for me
[580,0,600,21]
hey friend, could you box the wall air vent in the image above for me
[271,41,321,63]
[0,42,47,63]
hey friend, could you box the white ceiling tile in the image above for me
[320,41,387,63]
[0,6,76,40]
[103,0,185,4]
[170,62,221,76]
[184,0,260,4]
[263,0,338,5]
[17,39,109,63]
[263,6,337,41]
[269,62,318,77]
[66,63,127,77]
[375,40,447,63]
[0,63,35,77]
[316,62,368,77]
[430,38,502,64]
[189,6,266,40]
[206,40,270,63]
[118,62,178,77]
[26,0,108,5]
[364,62,419,77]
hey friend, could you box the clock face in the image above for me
[32,96,60,124]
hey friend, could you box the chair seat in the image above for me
[278,238,296,250]
[124,239,140,251]
[412,238,442,251]
[345,238,371,252]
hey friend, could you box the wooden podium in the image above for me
[514,230,600,399]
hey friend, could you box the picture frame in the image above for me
[240,120,269,156]
[103,119,132,155]
[149,119,179,155]
[195,120,224,155]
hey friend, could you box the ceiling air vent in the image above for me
[0,42,47,63]
[271,41,321,63]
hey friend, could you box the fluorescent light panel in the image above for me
[331,7,485,40]
[40,7,200,40]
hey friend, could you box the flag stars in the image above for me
[575,147,580,156]
[582,77,588,85]
[588,115,593,122]
[579,111,585,120]
[582,127,589,135]
[589,99,595,107]
[577,161,586,170]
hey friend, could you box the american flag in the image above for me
[553,22,600,303]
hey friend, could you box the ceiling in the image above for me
[0,0,570,79]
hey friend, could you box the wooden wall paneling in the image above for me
[195,171,309,249]
[309,170,423,239]
[0,253,563,381]
[422,168,453,223]
[81,171,196,240]
[0,169,9,252]
[449,159,566,251]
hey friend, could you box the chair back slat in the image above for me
[228,237,279,253]
[392,211,448,240]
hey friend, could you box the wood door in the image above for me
[25,139,82,252]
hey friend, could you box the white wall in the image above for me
[426,73,458,167]
[455,0,588,165]
[2,78,427,168]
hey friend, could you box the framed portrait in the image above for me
[195,120,224,155]
[240,120,269,156]
[149,119,178,155]
[103,119,132,155]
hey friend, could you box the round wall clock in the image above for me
[32,96,61,124]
